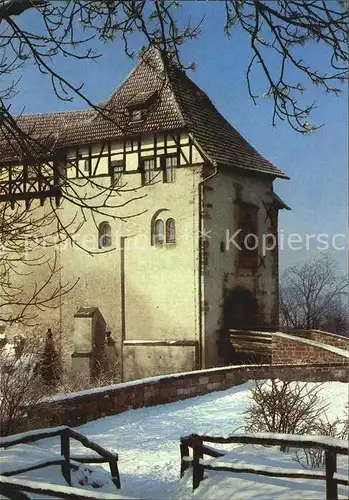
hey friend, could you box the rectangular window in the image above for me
[27,165,38,180]
[141,158,156,185]
[110,160,124,187]
[163,155,176,183]
[83,159,90,174]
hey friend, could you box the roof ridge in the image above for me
[15,108,94,120]
[104,46,166,108]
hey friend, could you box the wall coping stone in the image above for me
[273,332,349,359]
[43,362,348,405]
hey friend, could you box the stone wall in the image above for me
[24,362,348,432]
[272,332,349,365]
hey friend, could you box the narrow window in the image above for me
[238,205,259,270]
[142,158,156,185]
[98,222,112,248]
[83,159,90,174]
[166,218,176,243]
[163,155,176,183]
[110,160,124,187]
[154,219,165,245]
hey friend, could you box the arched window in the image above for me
[166,218,176,243]
[98,222,112,248]
[153,219,165,245]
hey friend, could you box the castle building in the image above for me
[0,49,289,381]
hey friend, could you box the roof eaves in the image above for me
[218,161,289,180]
[273,192,291,210]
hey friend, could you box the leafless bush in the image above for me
[340,404,349,441]
[244,379,329,450]
[0,329,65,435]
[293,414,348,469]
[0,336,47,436]
[56,368,120,395]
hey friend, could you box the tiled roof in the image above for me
[125,90,158,109]
[0,48,288,179]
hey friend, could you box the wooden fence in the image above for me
[0,476,129,500]
[180,432,349,500]
[0,425,120,498]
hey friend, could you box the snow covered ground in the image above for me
[1,380,348,499]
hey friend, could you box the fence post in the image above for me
[109,458,121,489]
[60,429,71,486]
[180,438,190,477]
[325,450,337,500]
[192,436,204,490]
[1,486,31,500]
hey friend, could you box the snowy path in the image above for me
[1,380,348,499]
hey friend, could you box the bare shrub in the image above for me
[244,379,329,450]
[0,335,47,436]
[57,367,120,395]
[0,328,66,435]
[339,404,349,441]
[293,414,348,469]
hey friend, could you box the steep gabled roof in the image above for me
[0,48,288,179]
[168,65,288,178]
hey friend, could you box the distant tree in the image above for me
[280,253,348,334]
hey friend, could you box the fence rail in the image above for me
[180,432,349,500]
[0,425,120,497]
[0,476,129,500]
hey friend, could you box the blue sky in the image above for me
[11,2,348,274]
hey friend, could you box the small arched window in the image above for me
[166,218,176,243]
[98,222,112,248]
[154,219,165,245]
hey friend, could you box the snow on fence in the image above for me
[0,426,120,496]
[0,476,131,500]
[180,432,349,500]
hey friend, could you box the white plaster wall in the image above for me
[123,344,197,381]
[58,163,203,352]
[2,133,205,378]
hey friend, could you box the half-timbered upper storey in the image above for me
[0,47,288,205]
